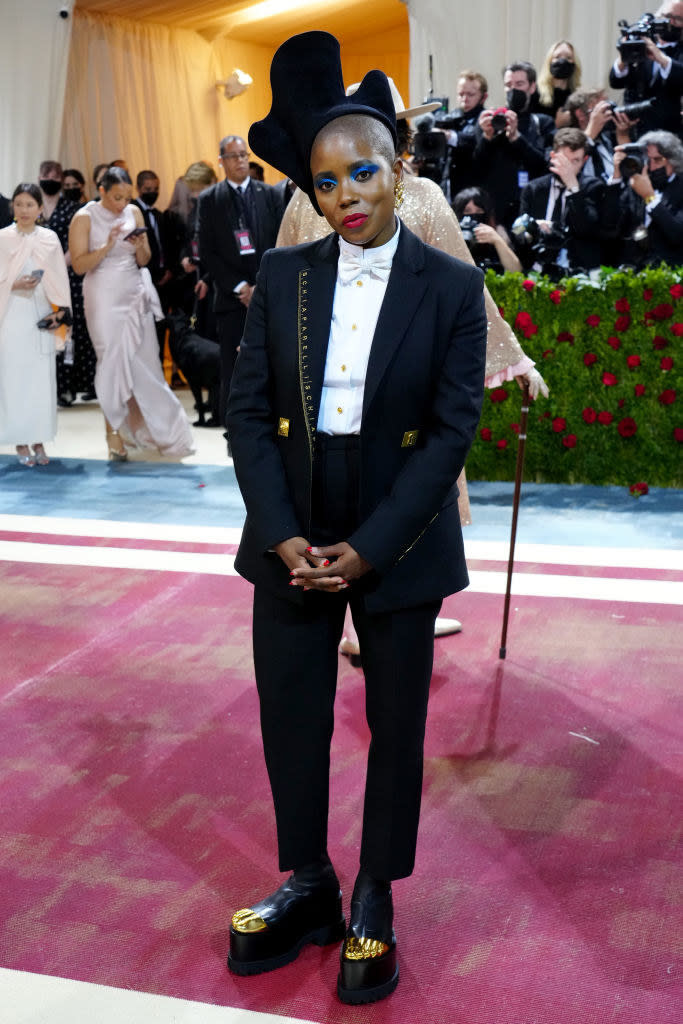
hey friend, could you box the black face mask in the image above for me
[40,179,62,196]
[140,190,159,207]
[658,21,682,43]
[506,88,529,114]
[549,58,575,80]
[63,187,82,203]
[649,166,669,191]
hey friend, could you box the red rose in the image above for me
[552,417,566,432]
[671,323,683,336]
[556,331,575,343]
[584,353,598,366]
[497,439,508,449]
[675,428,683,442]
[514,311,533,328]
[510,423,521,434]
[618,417,637,437]
[615,297,630,312]
[498,305,505,317]
[618,398,625,408]
[562,434,577,448]
[606,336,621,350]
[586,314,601,327]
[629,482,649,496]
[661,357,674,370]
[542,348,554,359]
[614,314,631,331]
[652,303,674,320]
[670,284,683,299]
[522,279,535,291]
[582,407,597,423]
[490,387,509,403]
[602,372,618,386]
[549,290,562,304]
[522,324,538,339]
[480,427,492,440]
[659,389,676,405]
[634,384,646,397]
[626,355,641,369]
[643,288,653,301]
[598,411,613,425]
[653,335,668,349]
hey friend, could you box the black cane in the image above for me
[499,382,530,659]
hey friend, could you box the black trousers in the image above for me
[251,435,441,881]
[216,307,247,429]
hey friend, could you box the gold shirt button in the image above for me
[352,324,358,331]
[337,406,343,414]
[356,280,363,287]
[341,364,346,372]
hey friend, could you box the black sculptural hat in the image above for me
[248,31,397,215]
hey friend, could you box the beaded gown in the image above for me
[276,174,535,523]
[81,201,194,455]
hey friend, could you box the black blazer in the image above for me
[610,174,683,266]
[197,179,280,313]
[609,45,683,137]
[227,226,487,614]
[519,172,607,271]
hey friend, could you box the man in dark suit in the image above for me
[608,129,683,266]
[226,31,487,1006]
[519,127,606,272]
[197,136,281,430]
[0,193,12,229]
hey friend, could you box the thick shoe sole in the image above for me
[337,944,399,1004]
[228,917,346,976]
[337,962,399,1004]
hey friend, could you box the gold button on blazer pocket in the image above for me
[278,417,290,437]
[401,430,419,448]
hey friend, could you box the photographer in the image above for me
[609,3,683,137]
[517,128,606,273]
[453,187,522,272]
[472,61,555,229]
[564,89,637,181]
[435,71,488,198]
[608,129,683,265]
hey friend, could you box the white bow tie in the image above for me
[337,249,393,285]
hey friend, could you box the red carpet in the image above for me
[0,555,680,1023]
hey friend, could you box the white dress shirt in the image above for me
[318,220,401,435]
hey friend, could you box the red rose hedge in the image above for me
[467,267,683,488]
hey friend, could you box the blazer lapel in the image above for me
[362,226,427,418]
[298,234,338,442]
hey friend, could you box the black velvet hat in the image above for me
[249,31,398,215]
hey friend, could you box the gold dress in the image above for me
[276,177,534,523]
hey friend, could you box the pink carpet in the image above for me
[0,553,680,1023]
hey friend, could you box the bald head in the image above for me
[312,114,396,165]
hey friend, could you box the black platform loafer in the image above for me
[337,870,399,1004]
[228,859,345,976]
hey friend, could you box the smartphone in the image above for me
[30,269,45,280]
[124,226,148,241]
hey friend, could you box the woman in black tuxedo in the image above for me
[226,32,487,1005]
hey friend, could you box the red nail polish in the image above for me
[323,560,330,567]
[305,546,313,552]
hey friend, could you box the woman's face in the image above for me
[63,174,83,195]
[310,125,401,249]
[13,192,41,230]
[552,43,574,63]
[463,201,485,218]
[100,182,132,214]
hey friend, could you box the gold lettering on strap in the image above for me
[401,430,419,448]
[278,417,290,437]
[298,268,315,533]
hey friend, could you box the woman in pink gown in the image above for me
[69,168,193,459]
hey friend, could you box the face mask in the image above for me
[549,58,575,80]
[141,190,159,207]
[40,179,62,196]
[658,21,681,43]
[506,89,528,114]
[649,166,669,191]
[63,187,82,203]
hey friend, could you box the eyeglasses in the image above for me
[220,151,250,160]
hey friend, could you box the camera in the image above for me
[458,214,484,247]
[617,13,669,63]
[606,97,657,120]
[511,214,570,279]
[434,108,467,132]
[490,108,508,135]
[619,142,648,179]
[59,5,70,18]
[412,114,448,183]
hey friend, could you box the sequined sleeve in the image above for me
[276,188,331,248]
[400,176,533,382]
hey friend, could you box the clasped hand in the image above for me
[276,536,371,593]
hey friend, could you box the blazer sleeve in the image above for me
[348,264,487,574]
[226,252,304,552]
[198,187,245,294]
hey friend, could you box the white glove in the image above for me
[516,366,549,400]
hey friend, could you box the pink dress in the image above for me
[82,201,194,456]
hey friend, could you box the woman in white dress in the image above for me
[69,167,194,460]
[0,183,71,466]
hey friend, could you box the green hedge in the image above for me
[466,266,682,490]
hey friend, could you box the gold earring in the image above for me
[394,178,405,209]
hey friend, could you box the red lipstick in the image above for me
[342,213,368,228]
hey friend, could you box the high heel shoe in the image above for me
[32,444,49,466]
[16,446,35,467]
[106,430,128,462]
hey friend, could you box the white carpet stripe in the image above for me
[464,539,683,571]
[0,967,316,1024]
[0,539,681,605]
[0,513,243,545]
